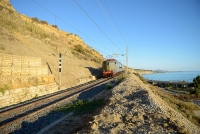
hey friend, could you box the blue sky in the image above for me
[10,0,200,71]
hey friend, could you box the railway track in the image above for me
[0,77,113,134]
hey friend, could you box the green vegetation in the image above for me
[106,84,113,90]
[0,5,103,64]
[0,84,9,95]
[52,25,58,29]
[72,44,102,63]
[31,17,40,23]
[34,94,39,99]
[34,78,38,86]
[0,7,49,39]
[58,99,105,115]
[40,20,48,25]
[0,44,5,50]
[133,73,200,126]
[74,44,84,54]
[149,85,200,126]
[133,72,148,84]
[115,74,126,85]
[191,75,200,97]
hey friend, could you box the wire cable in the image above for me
[96,0,124,49]
[104,0,128,47]
[31,0,113,54]
[74,0,123,53]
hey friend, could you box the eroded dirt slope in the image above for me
[0,0,104,89]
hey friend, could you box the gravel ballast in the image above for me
[78,74,200,134]
[45,74,200,134]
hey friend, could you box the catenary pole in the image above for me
[126,46,128,73]
[59,53,62,87]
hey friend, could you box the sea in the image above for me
[142,71,200,83]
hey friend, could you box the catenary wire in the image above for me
[104,0,128,47]
[31,0,112,55]
[74,0,124,54]
[96,0,125,50]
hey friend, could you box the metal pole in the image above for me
[59,53,62,87]
[126,46,128,73]
[60,72,61,87]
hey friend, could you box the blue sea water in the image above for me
[142,71,200,82]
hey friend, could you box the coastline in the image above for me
[141,71,200,83]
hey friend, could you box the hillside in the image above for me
[130,68,154,74]
[0,0,104,89]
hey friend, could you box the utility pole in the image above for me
[126,46,128,73]
[112,46,128,73]
[59,53,62,87]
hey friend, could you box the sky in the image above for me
[10,0,200,71]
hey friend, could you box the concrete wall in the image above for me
[0,74,55,89]
[0,83,58,108]
[78,76,96,85]
[0,53,41,67]
[0,53,59,108]
[0,66,48,76]
[0,53,52,89]
[0,53,99,108]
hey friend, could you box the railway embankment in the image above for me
[46,73,200,134]
[0,53,100,109]
[0,53,59,108]
[78,73,200,133]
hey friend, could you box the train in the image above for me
[102,59,124,77]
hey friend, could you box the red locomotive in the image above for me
[102,59,124,77]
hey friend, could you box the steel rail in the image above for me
[0,77,112,133]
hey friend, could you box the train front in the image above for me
[102,59,116,77]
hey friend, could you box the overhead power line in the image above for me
[31,0,112,54]
[74,0,123,53]
[96,0,124,48]
[104,0,128,47]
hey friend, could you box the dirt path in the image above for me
[45,74,200,134]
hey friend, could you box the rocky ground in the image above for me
[45,74,200,134]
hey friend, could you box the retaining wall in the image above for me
[0,66,48,76]
[78,76,96,85]
[0,53,53,89]
[0,53,41,67]
[0,83,58,108]
[0,74,55,89]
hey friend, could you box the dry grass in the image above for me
[133,72,148,84]
[0,4,103,63]
[149,84,200,126]
[134,73,200,127]
[0,6,49,39]
[0,2,104,89]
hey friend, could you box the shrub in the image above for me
[52,25,58,29]
[40,20,48,25]
[193,116,200,124]
[34,94,39,99]
[32,17,39,23]
[193,75,200,89]
[134,73,148,84]
[58,99,105,115]
[74,44,84,54]
[106,84,113,90]
[191,75,200,97]
[150,85,200,126]
[0,44,5,50]
[0,84,9,95]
